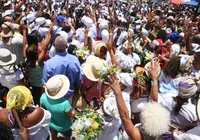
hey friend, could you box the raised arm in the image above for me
[38,25,53,67]
[106,73,142,140]
[21,22,28,59]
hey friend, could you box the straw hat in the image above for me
[1,22,14,39]
[144,62,161,77]
[0,48,16,66]
[6,86,33,110]
[83,55,107,81]
[44,75,70,100]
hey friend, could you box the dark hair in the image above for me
[27,30,40,45]
[157,29,167,43]
[0,122,14,140]
[26,44,38,61]
[163,56,181,78]
[192,35,200,44]
[62,25,71,33]
[68,45,77,55]
[173,96,188,115]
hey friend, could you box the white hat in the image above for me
[83,55,107,81]
[118,73,134,87]
[0,48,16,66]
[45,19,51,27]
[3,1,12,7]
[35,17,45,26]
[103,96,119,118]
[81,16,93,28]
[1,22,14,45]
[98,19,109,30]
[44,75,70,100]
[56,31,69,41]
[2,11,12,19]
[101,29,109,43]
[26,13,36,23]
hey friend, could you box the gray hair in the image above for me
[54,36,67,52]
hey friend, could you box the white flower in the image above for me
[144,51,154,60]
[84,118,93,129]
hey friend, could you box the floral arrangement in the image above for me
[100,65,119,82]
[133,67,150,90]
[143,50,154,61]
[74,47,90,60]
[71,108,104,140]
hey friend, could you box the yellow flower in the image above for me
[74,129,80,134]
[92,114,97,119]
[91,121,99,130]
[78,53,84,57]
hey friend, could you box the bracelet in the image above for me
[151,80,158,86]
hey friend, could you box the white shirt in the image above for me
[172,44,180,56]
[174,124,200,140]
[159,92,198,126]
[0,70,24,89]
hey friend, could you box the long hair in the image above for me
[173,96,188,116]
[163,56,181,78]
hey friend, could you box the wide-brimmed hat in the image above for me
[44,75,70,100]
[83,55,107,81]
[144,62,161,77]
[0,48,16,66]
[1,22,14,39]
[6,86,33,110]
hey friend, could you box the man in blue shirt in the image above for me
[42,36,82,104]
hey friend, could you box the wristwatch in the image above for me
[151,80,158,86]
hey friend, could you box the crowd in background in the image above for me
[0,0,200,140]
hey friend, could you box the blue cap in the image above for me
[56,16,67,23]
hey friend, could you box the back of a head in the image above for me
[54,36,68,52]
[163,56,181,78]
[0,122,14,140]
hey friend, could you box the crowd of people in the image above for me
[0,0,200,140]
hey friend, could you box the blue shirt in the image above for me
[42,52,82,99]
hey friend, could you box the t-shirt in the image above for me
[82,75,105,102]
[159,92,198,127]
[0,70,24,89]
[40,93,72,132]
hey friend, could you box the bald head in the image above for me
[54,36,68,52]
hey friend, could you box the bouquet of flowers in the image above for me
[74,47,90,60]
[71,108,104,140]
[100,64,119,82]
[143,50,154,61]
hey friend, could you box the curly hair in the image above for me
[0,122,14,140]
[163,56,181,78]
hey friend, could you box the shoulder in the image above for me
[23,107,44,128]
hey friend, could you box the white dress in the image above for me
[159,92,198,127]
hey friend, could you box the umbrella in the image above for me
[171,0,184,4]
[184,1,199,6]
[171,0,196,4]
